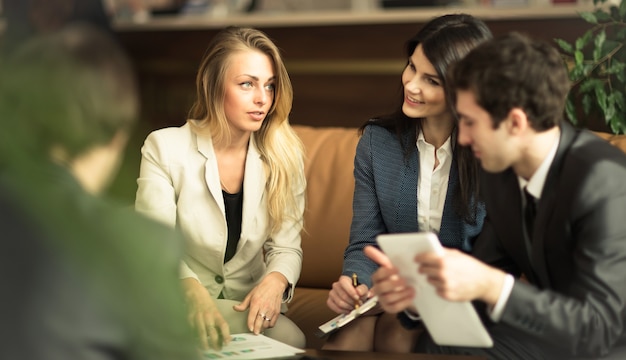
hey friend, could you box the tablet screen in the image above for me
[377,232,493,348]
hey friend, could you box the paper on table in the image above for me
[201,333,304,359]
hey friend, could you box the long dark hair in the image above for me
[361,14,492,223]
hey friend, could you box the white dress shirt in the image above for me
[416,130,453,233]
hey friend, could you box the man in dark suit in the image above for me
[365,32,626,359]
[0,24,199,359]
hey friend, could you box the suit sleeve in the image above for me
[502,171,626,357]
[135,131,199,281]
[263,156,305,303]
[342,125,385,288]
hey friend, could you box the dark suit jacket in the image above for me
[0,163,198,360]
[474,122,626,357]
[343,124,486,288]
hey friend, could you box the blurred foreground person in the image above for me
[0,24,199,360]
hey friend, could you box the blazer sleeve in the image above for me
[263,159,305,303]
[135,130,199,281]
[342,125,385,288]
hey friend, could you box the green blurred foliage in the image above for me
[555,0,626,134]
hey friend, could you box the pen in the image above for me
[352,273,360,309]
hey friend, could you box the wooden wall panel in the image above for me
[116,17,592,130]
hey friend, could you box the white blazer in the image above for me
[135,122,304,302]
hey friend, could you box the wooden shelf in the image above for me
[114,3,593,31]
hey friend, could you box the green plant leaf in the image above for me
[593,31,607,61]
[583,63,596,78]
[565,97,578,125]
[576,30,593,50]
[581,11,599,24]
[596,9,613,22]
[609,113,625,134]
[575,50,585,65]
[605,97,616,121]
[580,78,605,92]
[607,59,626,82]
[569,62,587,81]
[555,38,574,54]
[566,0,626,134]
[596,86,608,110]
[593,9,613,24]
[602,39,623,55]
[614,90,626,111]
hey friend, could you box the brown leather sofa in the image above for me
[287,124,626,350]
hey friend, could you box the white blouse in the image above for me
[416,130,453,233]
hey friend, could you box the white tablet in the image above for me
[376,232,493,348]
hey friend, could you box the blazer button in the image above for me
[215,275,224,284]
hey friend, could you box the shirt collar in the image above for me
[416,129,453,156]
[518,134,560,200]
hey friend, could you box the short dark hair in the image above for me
[450,32,570,131]
[0,22,138,162]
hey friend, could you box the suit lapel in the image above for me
[241,134,265,243]
[496,170,540,283]
[196,131,226,214]
[395,134,419,233]
[531,122,578,288]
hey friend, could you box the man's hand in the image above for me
[415,248,505,305]
[364,245,417,314]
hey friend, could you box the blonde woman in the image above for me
[135,26,306,350]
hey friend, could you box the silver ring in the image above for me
[264,316,271,321]
[258,313,266,318]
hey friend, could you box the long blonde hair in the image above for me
[188,26,305,235]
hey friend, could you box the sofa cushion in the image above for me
[284,287,337,349]
[292,125,360,289]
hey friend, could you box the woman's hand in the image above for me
[182,277,231,350]
[233,272,287,335]
[327,275,370,314]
